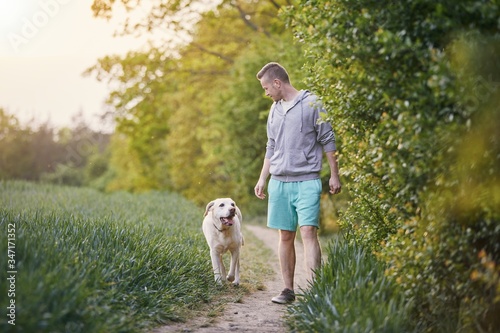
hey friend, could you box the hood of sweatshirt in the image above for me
[270,89,311,132]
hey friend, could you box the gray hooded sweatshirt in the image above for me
[265,90,337,182]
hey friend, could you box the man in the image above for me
[254,62,341,304]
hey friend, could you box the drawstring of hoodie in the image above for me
[300,98,303,132]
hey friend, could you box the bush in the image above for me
[381,35,500,332]
[287,1,500,331]
[287,0,499,248]
[40,164,85,187]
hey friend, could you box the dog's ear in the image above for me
[204,201,215,217]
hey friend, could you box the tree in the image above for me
[0,109,32,179]
[85,49,173,191]
[87,0,300,211]
[0,109,60,180]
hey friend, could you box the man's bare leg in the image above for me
[300,226,321,281]
[278,229,296,290]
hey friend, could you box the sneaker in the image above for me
[271,288,295,304]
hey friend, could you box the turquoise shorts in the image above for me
[267,178,322,231]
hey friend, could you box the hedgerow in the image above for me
[286,0,500,330]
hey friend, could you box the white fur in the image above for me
[202,198,244,285]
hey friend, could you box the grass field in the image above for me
[0,180,273,333]
[1,180,414,333]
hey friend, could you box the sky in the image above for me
[0,0,154,132]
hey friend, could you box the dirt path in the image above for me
[153,225,310,333]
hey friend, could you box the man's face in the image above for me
[260,77,282,102]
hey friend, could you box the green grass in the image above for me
[285,236,415,333]
[0,180,225,333]
[1,180,414,332]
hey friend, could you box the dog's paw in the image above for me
[215,276,224,285]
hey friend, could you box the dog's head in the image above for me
[204,198,238,226]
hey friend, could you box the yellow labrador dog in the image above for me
[202,198,244,285]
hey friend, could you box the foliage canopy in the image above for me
[86,0,305,214]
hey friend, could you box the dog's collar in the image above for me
[213,223,224,232]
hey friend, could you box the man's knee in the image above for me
[279,229,296,242]
[300,226,318,240]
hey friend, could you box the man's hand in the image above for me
[329,176,342,195]
[325,151,341,195]
[255,159,270,199]
[254,179,267,199]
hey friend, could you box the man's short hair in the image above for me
[256,62,290,84]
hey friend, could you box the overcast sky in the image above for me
[0,0,154,132]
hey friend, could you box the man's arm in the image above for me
[254,158,271,199]
[325,151,342,194]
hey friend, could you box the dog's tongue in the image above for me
[221,217,234,226]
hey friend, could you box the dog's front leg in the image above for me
[219,253,227,281]
[227,248,240,285]
[210,249,225,284]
